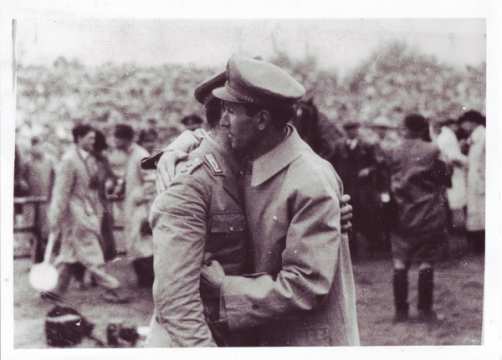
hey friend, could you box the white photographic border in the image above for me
[1,0,500,359]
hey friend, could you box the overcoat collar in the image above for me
[250,125,308,187]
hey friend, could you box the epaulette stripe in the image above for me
[205,154,223,175]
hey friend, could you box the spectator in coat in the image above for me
[434,118,468,232]
[459,110,485,254]
[388,114,449,322]
[114,124,155,288]
[330,121,378,258]
[203,55,359,346]
[46,124,127,303]
[24,135,55,263]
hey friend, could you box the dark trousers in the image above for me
[467,230,485,255]
[132,256,154,288]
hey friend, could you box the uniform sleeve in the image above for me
[220,164,343,330]
[48,157,75,229]
[149,174,217,347]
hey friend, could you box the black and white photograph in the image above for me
[0,1,498,358]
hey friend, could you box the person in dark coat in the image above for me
[329,121,378,258]
[388,113,449,322]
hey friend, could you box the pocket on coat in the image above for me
[209,213,246,233]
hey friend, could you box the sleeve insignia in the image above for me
[204,154,224,176]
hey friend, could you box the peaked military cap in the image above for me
[194,71,226,105]
[212,55,305,107]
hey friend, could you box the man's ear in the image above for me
[256,109,272,131]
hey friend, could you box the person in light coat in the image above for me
[434,118,468,231]
[47,124,124,303]
[113,124,155,287]
[203,55,359,346]
[459,110,485,254]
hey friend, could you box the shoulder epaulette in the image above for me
[204,153,224,176]
[177,157,204,176]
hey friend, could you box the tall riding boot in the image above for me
[417,267,438,321]
[393,269,409,322]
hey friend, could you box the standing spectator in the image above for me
[14,145,30,219]
[435,118,468,232]
[47,124,127,303]
[138,128,159,154]
[24,136,55,263]
[71,130,118,288]
[459,110,485,254]
[114,124,155,288]
[330,121,378,258]
[370,117,398,252]
[388,114,449,322]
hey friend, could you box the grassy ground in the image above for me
[13,235,483,348]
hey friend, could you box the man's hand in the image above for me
[201,260,225,289]
[358,168,371,178]
[156,150,189,193]
[340,194,353,234]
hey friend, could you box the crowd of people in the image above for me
[13,48,486,347]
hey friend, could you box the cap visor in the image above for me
[212,87,247,103]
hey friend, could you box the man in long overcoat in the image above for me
[202,56,359,346]
[48,124,123,302]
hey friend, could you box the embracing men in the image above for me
[145,55,359,347]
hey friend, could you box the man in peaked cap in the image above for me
[200,55,359,346]
[146,69,253,347]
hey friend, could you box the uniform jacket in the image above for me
[388,137,449,237]
[123,143,154,259]
[48,146,104,267]
[466,126,485,231]
[148,137,249,347]
[219,126,360,346]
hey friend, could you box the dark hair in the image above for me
[244,102,295,129]
[114,123,135,141]
[138,128,158,144]
[93,129,108,154]
[404,113,428,133]
[181,114,204,126]
[72,124,94,144]
[205,97,223,128]
[459,110,485,126]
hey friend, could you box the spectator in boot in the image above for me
[388,114,449,322]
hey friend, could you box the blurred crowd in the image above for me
[15,42,485,159]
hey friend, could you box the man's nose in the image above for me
[220,111,230,127]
